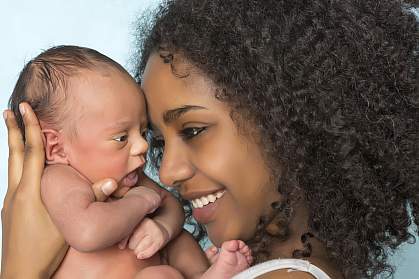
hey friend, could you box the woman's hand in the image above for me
[1,103,118,278]
[1,103,67,278]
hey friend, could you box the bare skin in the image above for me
[201,240,252,279]
[42,165,161,253]
[1,104,156,279]
[2,105,69,278]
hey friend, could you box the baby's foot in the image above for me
[205,245,219,265]
[201,240,252,279]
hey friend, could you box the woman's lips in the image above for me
[190,190,225,224]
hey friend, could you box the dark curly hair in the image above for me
[135,0,419,278]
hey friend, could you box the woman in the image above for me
[2,0,418,278]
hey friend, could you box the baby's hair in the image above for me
[9,45,128,139]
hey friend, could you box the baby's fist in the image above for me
[128,218,170,259]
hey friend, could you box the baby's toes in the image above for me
[246,254,253,266]
[205,246,219,264]
[239,242,251,257]
[221,239,240,253]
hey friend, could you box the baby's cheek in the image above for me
[107,155,130,179]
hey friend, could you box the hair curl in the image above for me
[135,0,419,277]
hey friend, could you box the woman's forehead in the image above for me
[142,53,219,112]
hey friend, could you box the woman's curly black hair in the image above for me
[135,0,419,278]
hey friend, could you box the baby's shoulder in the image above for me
[43,164,86,182]
[42,164,91,194]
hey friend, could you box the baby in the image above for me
[9,45,252,279]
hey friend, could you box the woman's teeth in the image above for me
[191,191,225,208]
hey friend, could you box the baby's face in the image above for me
[64,68,148,198]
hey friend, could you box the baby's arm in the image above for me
[124,174,185,258]
[165,230,210,279]
[143,175,184,241]
[41,165,161,252]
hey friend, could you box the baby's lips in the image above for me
[121,171,139,188]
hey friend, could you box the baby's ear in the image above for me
[42,129,69,165]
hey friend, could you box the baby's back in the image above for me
[52,245,161,279]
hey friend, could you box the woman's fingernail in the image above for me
[3,110,7,121]
[19,103,26,116]
[102,181,116,195]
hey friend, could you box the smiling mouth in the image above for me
[190,190,225,208]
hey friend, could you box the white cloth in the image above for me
[232,258,332,279]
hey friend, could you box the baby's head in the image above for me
[9,46,148,197]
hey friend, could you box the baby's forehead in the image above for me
[64,69,146,125]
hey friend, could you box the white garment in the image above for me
[232,258,332,279]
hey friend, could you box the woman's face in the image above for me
[142,53,280,246]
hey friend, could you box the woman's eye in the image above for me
[180,127,206,140]
[114,135,128,142]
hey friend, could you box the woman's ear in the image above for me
[42,129,69,165]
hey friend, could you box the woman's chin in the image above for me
[206,225,236,247]
[206,222,255,248]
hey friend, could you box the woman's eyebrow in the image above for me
[163,105,207,124]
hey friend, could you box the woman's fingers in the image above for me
[4,109,24,208]
[2,103,68,277]
[91,178,118,202]
[18,103,45,195]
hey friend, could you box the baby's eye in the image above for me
[113,134,128,142]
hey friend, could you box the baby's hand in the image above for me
[125,186,161,214]
[125,217,170,259]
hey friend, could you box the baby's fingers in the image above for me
[128,218,151,250]
[134,235,159,259]
[118,235,129,250]
[4,110,24,207]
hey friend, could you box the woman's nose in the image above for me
[130,133,149,157]
[159,142,194,188]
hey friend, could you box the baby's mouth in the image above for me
[120,170,139,188]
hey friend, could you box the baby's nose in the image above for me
[130,134,149,156]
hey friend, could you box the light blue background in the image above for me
[0,1,418,277]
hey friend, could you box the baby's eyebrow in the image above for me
[163,105,207,124]
[104,120,132,131]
